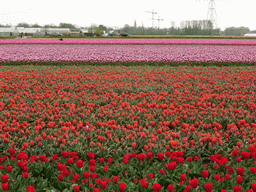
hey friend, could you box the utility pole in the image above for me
[145,9,158,28]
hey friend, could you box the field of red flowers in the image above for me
[0,65,256,192]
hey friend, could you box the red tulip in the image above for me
[214,174,220,181]
[160,169,165,175]
[57,174,63,181]
[100,181,107,189]
[1,174,8,183]
[74,185,80,192]
[140,179,147,188]
[147,152,153,159]
[84,171,90,179]
[250,167,256,174]
[237,167,244,175]
[225,174,230,180]
[236,176,243,184]
[167,184,174,192]
[151,183,162,192]
[61,151,69,158]
[180,174,186,181]
[184,185,191,192]
[148,173,154,179]
[231,149,239,157]
[119,183,126,191]
[157,152,164,160]
[204,182,213,192]
[22,172,29,179]
[168,162,177,170]
[76,160,83,168]
[233,185,241,192]
[113,176,119,183]
[26,185,35,192]
[91,173,97,179]
[9,148,15,155]
[6,166,12,172]
[251,183,256,192]
[2,183,9,191]
[189,178,198,188]
[202,170,209,178]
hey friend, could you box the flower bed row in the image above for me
[1,39,256,45]
[1,148,256,191]
[0,65,256,191]
[1,45,256,63]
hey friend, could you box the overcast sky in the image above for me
[0,0,255,31]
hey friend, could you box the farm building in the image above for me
[43,28,70,35]
[244,34,256,37]
[24,28,43,36]
[17,28,43,36]
[70,28,81,33]
[0,27,19,36]
[80,29,89,34]
[80,29,94,36]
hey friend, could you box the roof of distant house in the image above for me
[244,33,256,37]
[0,27,17,32]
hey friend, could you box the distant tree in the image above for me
[107,27,114,31]
[17,22,31,28]
[89,23,98,33]
[99,25,108,32]
[43,24,58,28]
[122,24,133,34]
[225,26,250,36]
[31,23,42,28]
[170,21,175,28]
[93,26,104,35]
[59,23,76,28]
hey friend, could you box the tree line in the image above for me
[0,21,254,36]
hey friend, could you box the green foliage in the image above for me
[93,26,104,35]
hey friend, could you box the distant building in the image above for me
[70,28,80,34]
[80,29,94,36]
[17,28,43,36]
[0,27,19,36]
[80,29,89,33]
[244,34,256,37]
[43,28,70,35]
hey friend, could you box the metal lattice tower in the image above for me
[197,0,223,29]
[207,0,218,29]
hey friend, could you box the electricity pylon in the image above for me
[197,0,226,29]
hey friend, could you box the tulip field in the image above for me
[0,39,256,192]
[1,39,256,45]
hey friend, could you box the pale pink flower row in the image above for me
[1,44,256,63]
[1,39,256,45]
